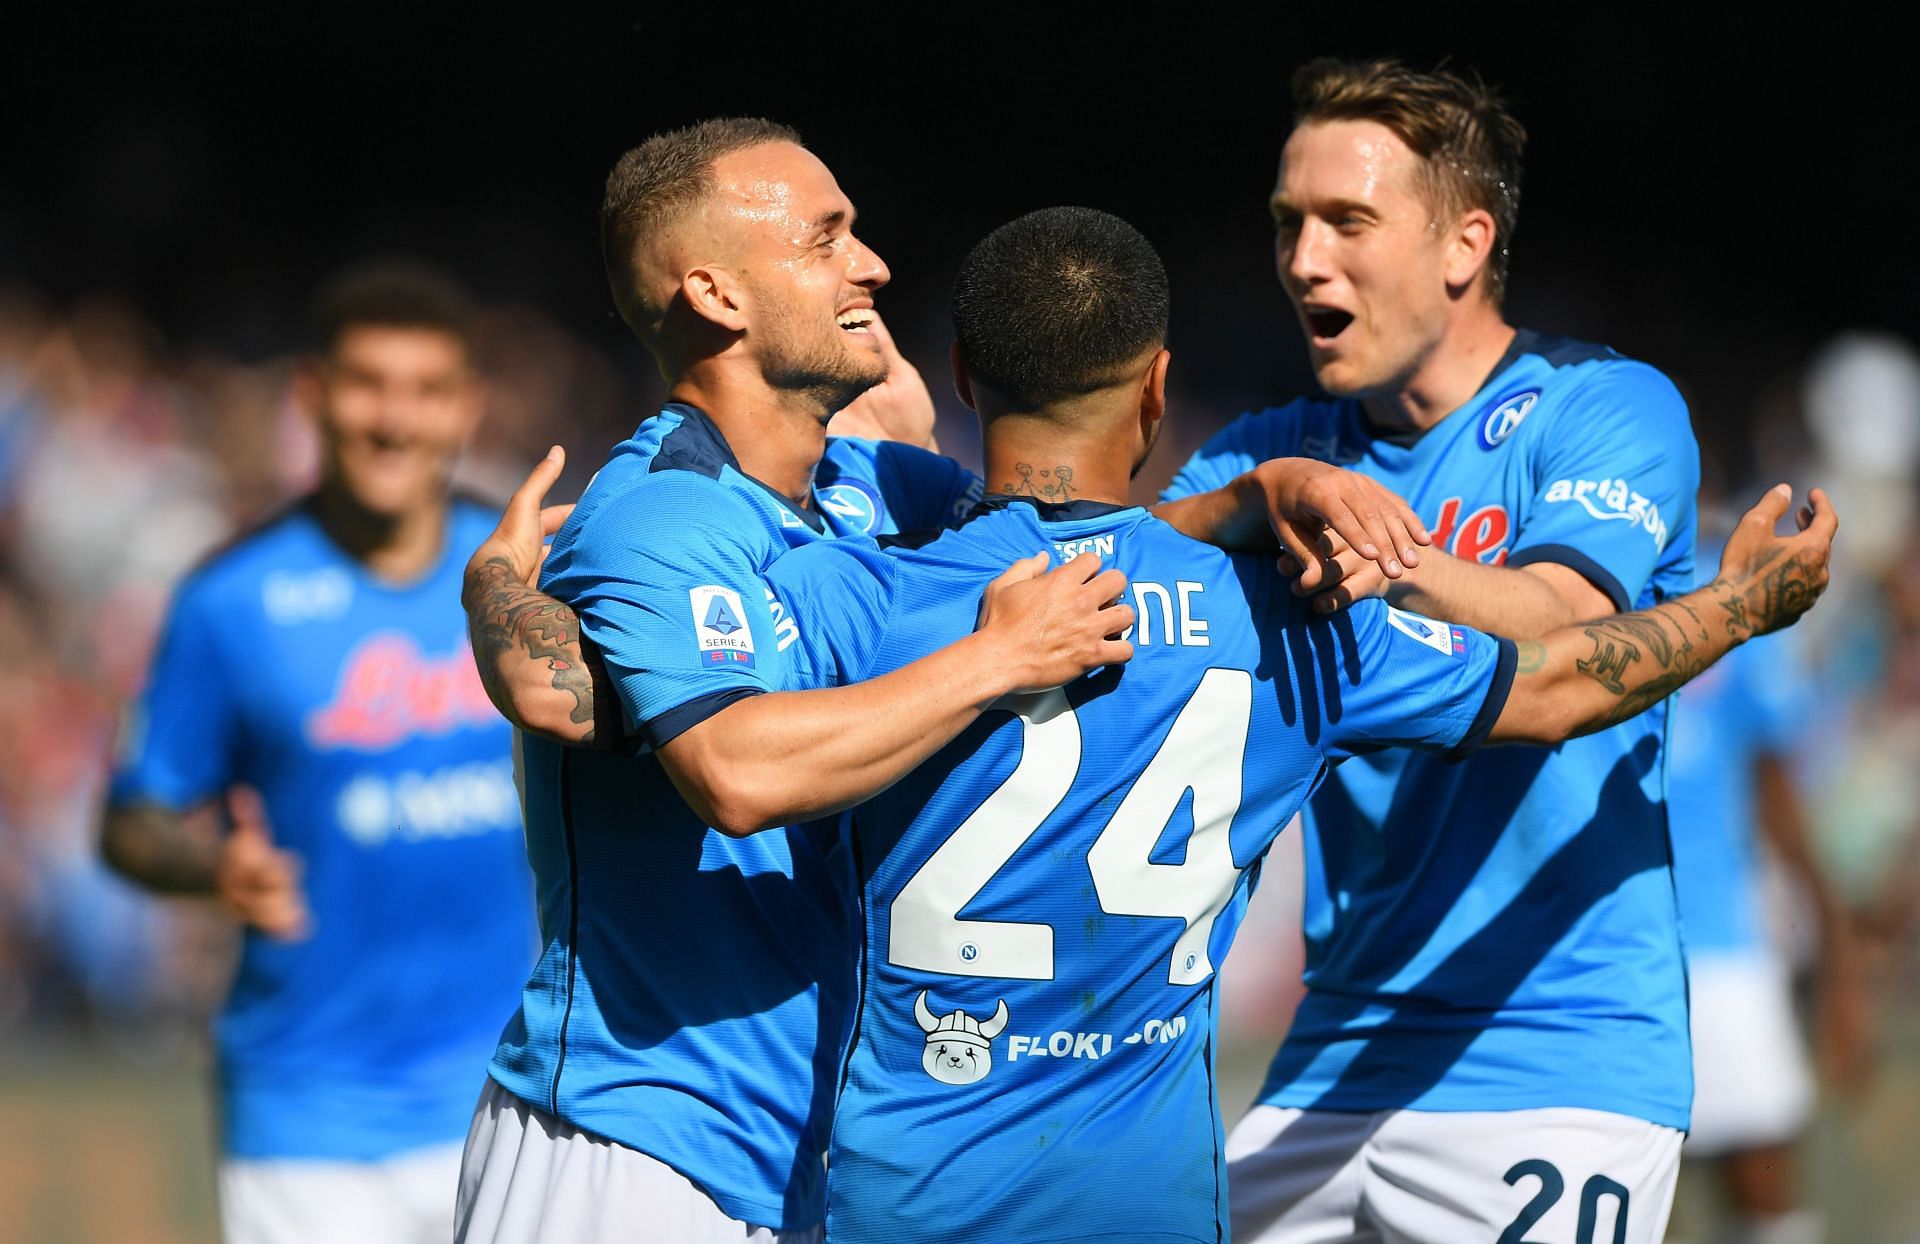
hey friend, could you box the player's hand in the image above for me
[467,446,574,594]
[1277,532,1394,614]
[1714,485,1838,637]
[977,552,1134,692]
[1254,459,1427,585]
[216,787,310,941]
[827,313,940,452]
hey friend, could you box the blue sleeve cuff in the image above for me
[640,688,763,750]
[1505,544,1632,613]
[1447,638,1518,760]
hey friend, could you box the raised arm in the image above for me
[1490,486,1835,744]
[463,447,612,746]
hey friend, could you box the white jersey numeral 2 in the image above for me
[889,669,1252,985]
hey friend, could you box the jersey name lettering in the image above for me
[1125,580,1210,647]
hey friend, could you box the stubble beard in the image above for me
[759,303,887,418]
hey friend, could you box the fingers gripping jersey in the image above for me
[487,404,981,1230]
[1163,331,1701,1129]
[765,497,1515,1244]
[110,500,538,1162]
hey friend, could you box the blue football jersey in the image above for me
[1667,542,1811,957]
[487,403,982,1229]
[766,495,1515,1244]
[1163,330,1701,1129]
[110,499,537,1161]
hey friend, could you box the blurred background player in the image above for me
[1667,507,1873,1244]
[1163,59,1701,1241]
[101,260,537,1244]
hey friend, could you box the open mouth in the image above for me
[1302,306,1354,342]
[836,309,875,334]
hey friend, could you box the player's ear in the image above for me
[950,341,977,411]
[681,265,749,333]
[1140,349,1170,431]
[1444,208,1497,294]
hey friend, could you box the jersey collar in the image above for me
[1355,326,1541,450]
[972,493,1141,523]
[658,402,825,532]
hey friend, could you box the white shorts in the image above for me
[455,1078,821,1244]
[1685,951,1815,1156]
[220,1139,463,1244]
[1226,1104,1683,1244]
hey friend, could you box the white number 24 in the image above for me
[888,669,1253,986]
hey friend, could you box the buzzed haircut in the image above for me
[600,117,803,338]
[311,257,477,357]
[951,206,1169,411]
[1293,57,1527,303]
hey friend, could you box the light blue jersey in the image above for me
[768,495,1515,1244]
[487,403,981,1229]
[1165,330,1700,1130]
[110,500,537,1161]
[1667,543,1811,956]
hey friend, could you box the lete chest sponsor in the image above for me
[306,633,499,750]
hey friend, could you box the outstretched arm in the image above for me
[1491,485,1836,743]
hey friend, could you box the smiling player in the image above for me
[1162,59,1704,1242]
[104,261,537,1244]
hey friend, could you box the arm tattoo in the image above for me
[1575,606,1710,729]
[101,804,222,894]
[1515,640,1547,673]
[464,556,602,745]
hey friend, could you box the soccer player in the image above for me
[748,207,1834,1243]
[1159,58,1705,1241]
[455,120,1425,1244]
[103,261,537,1244]
[1669,525,1867,1244]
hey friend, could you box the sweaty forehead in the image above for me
[710,142,851,237]
[1273,119,1421,207]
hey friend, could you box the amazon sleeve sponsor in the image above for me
[1507,361,1700,611]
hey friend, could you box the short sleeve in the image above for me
[546,475,793,749]
[1292,597,1515,762]
[108,579,239,810]
[1160,409,1299,503]
[1506,363,1700,611]
[762,538,901,689]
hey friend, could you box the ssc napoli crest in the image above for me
[1477,389,1540,449]
[817,480,883,534]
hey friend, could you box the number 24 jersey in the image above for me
[767,495,1517,1244]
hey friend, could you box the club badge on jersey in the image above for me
[689,585,756,668]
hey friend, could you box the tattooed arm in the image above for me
[464,554,612,746]
[462,447,616,748]
[102,803,222,893]
[102,789,309,938]
[1489,485,1836,743]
